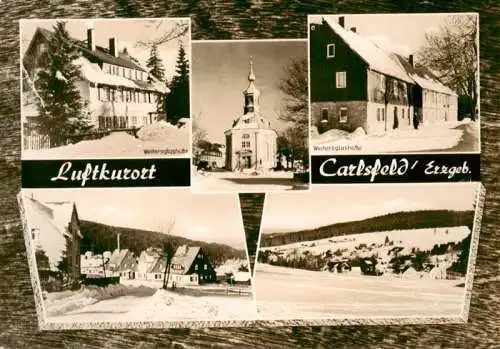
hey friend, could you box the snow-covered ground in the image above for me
[254,263,465,320]
[23,121,190,159]
[311,120,479,154]
[46,287,256,323]
[191,169,308,193]
[261,226,470,258]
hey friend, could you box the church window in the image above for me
[242,133,250,139]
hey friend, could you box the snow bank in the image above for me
[125,289,257,321]
[312,122,464,153]
[137,120,188,141]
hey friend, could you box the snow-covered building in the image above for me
[136,247,164,281]
[80,251,106,277]
[22,26,169,150]
[107,248,137,280]
[309,16,458,136]
[23,195,82,280]
[224,58,278,171]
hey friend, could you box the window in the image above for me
[105,87,111,101]
[195,265,198,271]
[327,44,335,58]
[336,71,346,88]
[402,109,405,119]
[39,43,47,54]
[339,107,348,123]
[321,108,329,122]
[242,141,250,148]
[242,133,250,139]
[376,108,380,122]
[204,264,207,270]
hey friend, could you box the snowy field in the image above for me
[261,226,471,257]
[191,170,308,193]
[311,120,479,154]
[254,263,465,320]
[23,121,190,159]
[46,287,256,323]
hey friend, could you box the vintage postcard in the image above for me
[308,13,480,155]
[190,39,310,193]
[254,182,484,325]
[21,18,191,159]
[18,188,254,329]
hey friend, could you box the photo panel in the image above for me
[308,13,480,156]
[190,39,310,193]
[18,188,255,330]
[254,183,484,325]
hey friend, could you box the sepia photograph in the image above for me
[309,14,480,155]
[191,40,310,193]
[21,18,191,159]
[18,188,254,328]
[254,183,482,321]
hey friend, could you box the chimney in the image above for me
[350,27,357,33]
[87,28,95,51]
[116,233,120,251]
[109,37,118,57]
[409,54,414,67]
[339,16,345,28]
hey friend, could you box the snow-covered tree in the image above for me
[166,42,190,125]
[146,44,166,81]
[417,15,478,120]
[35,21,91,147]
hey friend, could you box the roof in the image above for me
[322,17,413,83]
[322,17,457,95]
[229,112,276,131]
[169,245,202,275]
[394,54,457,95]
[22,195,80,271]
[33,27,145,72]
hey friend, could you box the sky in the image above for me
[20,18,190,82]
[309,13,471,58]
[22,188,246,250]
[192,40,307,144]
[261,183,479,233]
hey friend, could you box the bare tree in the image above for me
[136,21,189,48]
[192,112,208,163]
[278,58,308,133]
[161,217,176,289]
[417,15,478,120]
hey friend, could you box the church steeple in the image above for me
[243,56,260,114]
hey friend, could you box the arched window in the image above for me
[242,133,250,139]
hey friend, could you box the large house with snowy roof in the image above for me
[22,195,82,281]
[309,16,458,136]
[135,245,216,287]
[224,58,278,171]
[22,25,169,150]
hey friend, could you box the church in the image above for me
[224,58,278,172]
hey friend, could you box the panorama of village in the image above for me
[21,18,191,159]
[309,14,479,154]
[20,189,255,324]
[254,183,479,320]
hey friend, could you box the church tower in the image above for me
[224,56,278,172]
[243,57,261,115]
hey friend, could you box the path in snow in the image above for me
[311,121,478,154]
[254,263,464,319]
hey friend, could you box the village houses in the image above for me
[22,25,169,150]
[310,16,458,136]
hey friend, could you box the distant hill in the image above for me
[260,210,475,247]
[79,220,246,265]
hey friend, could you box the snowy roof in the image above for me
[393,54,457,95]
[229,112,276,131]
[234,271,251,282]
[22,195,80,271]
[169,245,203,275]
[322,17,413,83]
[33,27,146,72]
[74,56,166,93]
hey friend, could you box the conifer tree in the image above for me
[166,42,190,125]
[146,44,166,81]
[35,21,91,147]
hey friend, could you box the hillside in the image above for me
[260,210,474,247]
[79,220,246,265]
